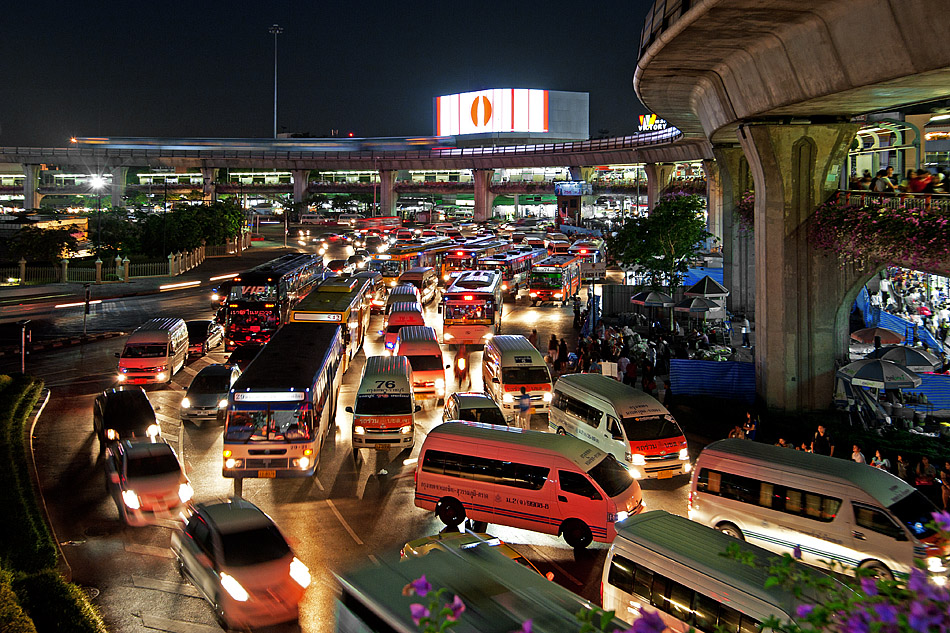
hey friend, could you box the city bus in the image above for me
[439,269,503,345]
[368,236,454,287]
[477,246,548,299]
[569,239,607,281]
[289,276,372,374]
[439,238,513,284]
[527,254,582,305]
[222,323,343,480]
[224,253,325,350]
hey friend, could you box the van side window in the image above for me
[556,392,600,428]
[853,504,905,539]
[607,416,624,441]
[421,450,549,490]
[606,555,635,594]
[697,469,841,523]
[558,471,601,500]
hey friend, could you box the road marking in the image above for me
[367,554,379,565]
[132,575,201,597]
[326,499,363,545]
[140,615,220,633]
[125,543,175,558]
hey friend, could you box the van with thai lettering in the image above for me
[414,421,644,549]
[482,335,553,426]
[346,355,419,456]
[549,373,690,481]
[116,318,189,384]
[384,284,421,315]
[394,326,448,404]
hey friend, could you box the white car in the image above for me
[171,498,311,629]
[104,439,192,526]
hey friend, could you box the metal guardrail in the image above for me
[836,190,950,212]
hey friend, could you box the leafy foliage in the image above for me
[7,227,78,263]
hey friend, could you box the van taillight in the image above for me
[599,580,603,603]
[687,490,693,512]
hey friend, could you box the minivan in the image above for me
[394,325,448,404]
[384,283,421,314]
[398,267,439,305]
[383,302,425,351]
[550,373,690,480]
[414,421,644,549]
[689,439,949,581]
[482,335,553,425]
[116,318,189,384]
[347,355,420,455]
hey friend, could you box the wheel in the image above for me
[561,519,593,549]
[716,522,744,540]
[556,427,567,435]
[435,497,466,527]
[859,560,894,581]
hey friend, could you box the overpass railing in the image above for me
[835,190,950,212]
[640,0,694,58]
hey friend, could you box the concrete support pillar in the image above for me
[292,169,310,206]
[378,170,397,217]
[473,169,495,222]
[644,162,675,211]
[513,194,520,219]
[702,159,723,250]
[22,164,40,211]
[715,146,755,317]
[110,166,128,208]
[95,258,103,285]
[201,168,218,202]
[61,259,69,283]
[737,122,859,412]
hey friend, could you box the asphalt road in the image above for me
[12,245,693,633]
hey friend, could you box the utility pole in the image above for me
[269,24,284,139]
[18,320,30,374]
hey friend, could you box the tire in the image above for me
[716,522,744,541]
[435,497,465,527]
[561,519,593,549]
[556,427,567,435]
[859,560,894,581]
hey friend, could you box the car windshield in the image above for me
[405,355,443,371]
[219,524,291,567]
[459,405,506,426]
[186,323,209,339]
[502,367,550,385]
[122,344,167,358]
[189,374,230,394]
[588,454,634,498]
[355,394,413,415]
[620,414,684,442]
[126,453,180,478]
[888,490,938,539]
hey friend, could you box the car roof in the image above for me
[197,498,274,534]
[120,439,177,459]
[194,363,234,377]
[453,392,500,409]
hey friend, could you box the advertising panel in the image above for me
[436,89,549,136]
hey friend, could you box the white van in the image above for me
[383,302,425,351]
[414,421,644,549]
[116,318,189,384]
[482,335,553,425]
[346,355,419,454]
[398,267,439,305]
[384,283,421,314]
[394,326,448,404]
[549,374,690,480]
[338,212,364,227]
[689,439,949,581]
[603,510,844,632]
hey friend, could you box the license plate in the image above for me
[657,470,674,479]
[128,378,146,384]
[375,444,390,451]
[258,470,276,478]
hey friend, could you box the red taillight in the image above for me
[687,490,693,512]
[600,581,603,603]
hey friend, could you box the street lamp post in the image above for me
[269,24,283,139]
[163,179,168,256]
[90,175,105,253]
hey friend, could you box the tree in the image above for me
[607,192,710,291]
[8,226,78,263]
[137,201,245,257]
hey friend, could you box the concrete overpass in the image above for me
[635,0,950,412]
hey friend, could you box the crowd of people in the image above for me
[871,269,950,354]
[849,166,948,194]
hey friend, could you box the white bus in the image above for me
[439,270,503,345]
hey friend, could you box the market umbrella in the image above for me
[683,275,729,298]
[850,327,904,345]
[630,291,675,307]
[673,297,719,312]
[836,359,921,389]
[864,345,941,373]
[917,306,933,316]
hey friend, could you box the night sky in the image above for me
[1,1,654,147]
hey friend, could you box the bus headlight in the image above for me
[543,392,553,403]
[290,557,312,588]
[679,448,689,461]
[294,456,310,469]
[224,458,244,469]
[400,425,413,435]
[435,378,445,394]
[483,333,493,340]
[354,426,365,435]
[631,454,646,466]
[444,333,454,340]
[614,511,629,523]
[554,292,562,298]
[122,490,141,510]
[178,483,194,503]
[105,428,118,440]
[181,397,191,409]
[443,274,450,281]
[220,573,249,602]
[218,399,228,409]
[502,393,514,404]
[529,292,538,297]
[502,284,508,290]
[146,424,161,438]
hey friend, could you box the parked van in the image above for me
[383,302,425,351]
[116,318,189,384]
[414,421,644,549]
[689,439,948,581]
[352,270,386,312]
[398,267,439,305]
[338,213,364,227]
[384,283,421,315]
[482,335,553,425]
[346,355,419,454]
[394,326,448,404]
[603,510,844,631]
[549,374,690,480]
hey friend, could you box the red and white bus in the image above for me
[439,238,513,285]
[439,270,504,345]
[477,247,548,299]
[356,215,402,235]
[527,254,582,305]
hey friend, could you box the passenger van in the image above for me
[116,318,189,384]
[398,267,439,305]
[383,302,425,351]
[549,374,690,480]
[482,335,553,426]
[352,270,386,312]
[394,326,448,404]
[384,283,421,315]
[689,439,949,581]
[603,510,844,632]
[414,421,644,549]
[338,212,363,227]
[346,355,419,454]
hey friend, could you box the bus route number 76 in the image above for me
[375,380,396,389]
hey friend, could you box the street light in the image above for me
[269,24,284,139]
[90,175,105,253]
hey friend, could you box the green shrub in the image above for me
[12,571,107,633]
[0,374,13,393]
[0,568,36,633]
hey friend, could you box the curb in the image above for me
[0,331,126,357]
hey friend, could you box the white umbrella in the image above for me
[864,346,941,373]
[836,359,921,389]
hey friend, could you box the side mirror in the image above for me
[492,377,500,383]
[114,352,121,359]
[437,304,443,314]
[445,364,451,369]
[345,406,353,413]
[415,405,422,413]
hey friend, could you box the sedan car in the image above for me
[443,392,508,426]
[172,499,311,629]
[93,387,161,455]
[181,364,241,423]
[104,439,193,526]
[186,320,224,356]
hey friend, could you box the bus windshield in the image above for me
[530,272,563,288]
[369,260,403,277]
[502,367,550,385]
[228,309,279,330]
[444,303,493,321]
[229,283,278,302]
[588,454,634,497]
[354,394,413,415]
[225,407,313,442]
[620,415,684,442]
[121,344,168,358]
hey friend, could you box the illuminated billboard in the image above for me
[436,89,549,136]
[638,114,669,132]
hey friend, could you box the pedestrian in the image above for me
[916,455,937,486]
[557,338,568,373]
[811,425,834,456]
[516,386,532,429]
[870,449,891,471]
[624,357,637,386]
[896,454,910,482]
[662,379,673,407]
[851,444,866,464]
[573,300,582,330]
[454,347,470,390]
[528,329,538,349]
[548,334,559,360]
[618,354,630,383]
[742,411,757,441]
[741,316,751,348]
[775,438,789,448]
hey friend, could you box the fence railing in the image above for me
[128,261,168,277]
[836,190,950,212]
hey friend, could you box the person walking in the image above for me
[741,316,751,348]
[851,444,866,464]
[896,454,911,482]
[742,411,757,441]
[528,329,539,349]
[557,338,568,373]
[548,334,559,361]
[811,425,834,456]
[516,386,532,430]
[454,345,471,390]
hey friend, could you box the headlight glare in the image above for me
[181,397,191,409]
[178,483,194,503]
[290,557,312,588]
[146,424,161,438]
[631,454,646,466]
[220,573,249,602]
[122,490,141,509]
[679,448,689,461]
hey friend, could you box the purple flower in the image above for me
[932,510,950,532]
[796,604,815,619]
[445,595,466,622]
[873,604,897,625]
[407,575,432,597]
[410,603,430,626]
[908,600,942,633]
[630,608,666,633]
[512,619,532,633]
[859,576,878,596]
[792,545,802,559]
